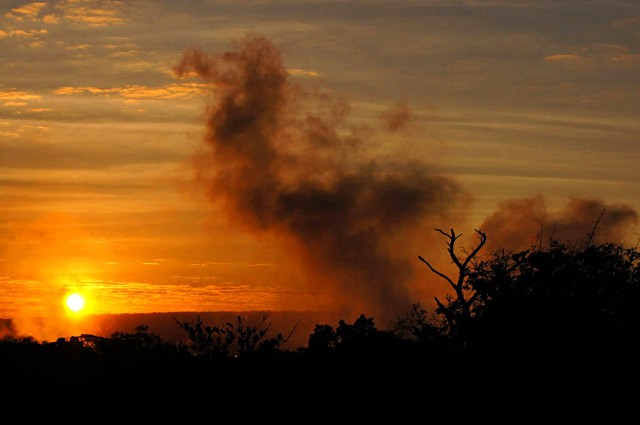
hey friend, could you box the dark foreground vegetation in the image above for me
[3,230,640,423]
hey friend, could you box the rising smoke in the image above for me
[174,35,465,323]
[175,35,639,323]
[480,194,639,253]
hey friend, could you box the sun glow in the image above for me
[65,293,85,314]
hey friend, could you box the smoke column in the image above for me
[174,35,465,323]
[480,194,639,253]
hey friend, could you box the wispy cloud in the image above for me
[544,53,586,63]
[55,0,126,27]
[41,13,59,23]
[54,83,209,100]
[64,43,91,50]
[545,43,640,66]
[287,68,319,77]
[0,28,48,38]
[0,89,43,110]
[612,17,640,29]
[0,89,41,101]
[5,2,47,21]
[4,0,127,26]
[3,101,28,107]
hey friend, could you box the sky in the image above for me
[1,0,639,338]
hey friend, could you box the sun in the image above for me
[65,293,85,313]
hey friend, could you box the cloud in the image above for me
[64,43,91,50]
[42,14,60,24]
[545,43,640,66]
[4,0,125,27]
[0,29,48,38]
[175,34,466,323]
[544,53,586,63]
[0,89,41,101]
[3,101,28,107]
[54,83,208,100]
[55,0,126,27]
[287,68,320,77]
[7,2,47,19]
[612,17,640,29]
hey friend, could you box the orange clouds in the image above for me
[0,89,42,110]
[544,53,586,63]
[54,83,208,100]
[4,2,47,21]
[287,68,320,77]
[545,43,640,66]
[59,4,124,27]
[0,89,41,101]
[3,0,126,27]
[0,28,47,38]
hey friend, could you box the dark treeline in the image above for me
[2,230,640,423]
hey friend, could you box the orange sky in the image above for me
[1,1,639,340]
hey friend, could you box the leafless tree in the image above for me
[418,228,486,342]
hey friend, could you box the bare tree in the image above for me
[418,228,487,342]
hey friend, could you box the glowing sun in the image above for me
[65,293,85,313]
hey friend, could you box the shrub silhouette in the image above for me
[174,314,295,358]
[393,302,445,343]
[468,241,640,347]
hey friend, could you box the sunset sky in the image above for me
[1,1,639,338]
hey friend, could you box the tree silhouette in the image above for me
[468,240,640,346]
[417,228,488,344]
[307,314,399,356]
[307,323,337,353]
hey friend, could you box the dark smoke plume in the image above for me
[175,35,464,322]
[480,194,639,253]
[0,319,17,339]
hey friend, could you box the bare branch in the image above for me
[283,321,299,344]
[585,209,606,249]
[460,229,487,271]
[434,296,454,327]
[443,228,465,270]
[534,219,544,251]
[435,228,455,239]
[419,255,456,290]
[505,250,530,274]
